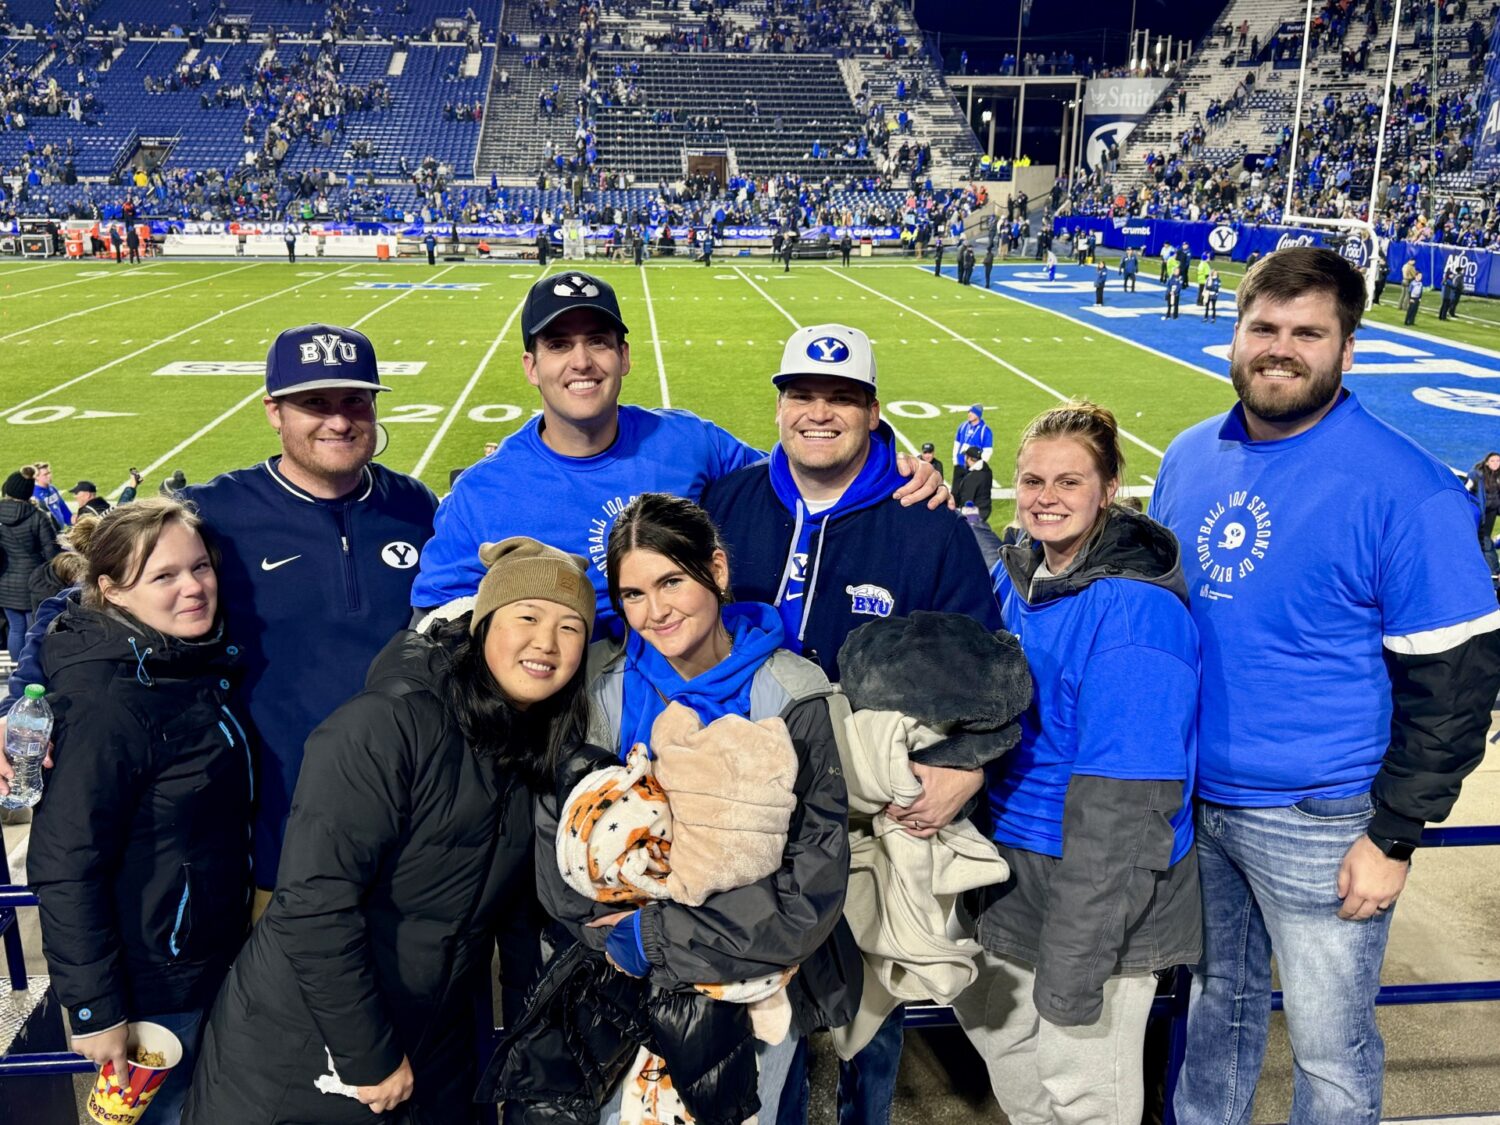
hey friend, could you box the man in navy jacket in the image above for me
[4,325,438,913]
[701,323,1003,1125]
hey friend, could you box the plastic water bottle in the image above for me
[1,686,52,811]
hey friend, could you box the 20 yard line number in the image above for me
[385,403,534,424]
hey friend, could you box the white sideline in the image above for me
[410,292,527,478]
[0,262,265,343]
[107,265,463,499]
[731,265,920,456]
[0,262,161,301]
[640,264,671,408]
[0,264,362,419]
[824,266,1166,460]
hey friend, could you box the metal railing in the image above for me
[4,824,1500,1100]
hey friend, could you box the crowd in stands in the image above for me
[1055,0,1500,252]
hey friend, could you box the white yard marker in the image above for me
[640,266,671,408]
[827,267,1165,459]
[0,265,362,419]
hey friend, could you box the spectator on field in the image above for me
[28,499,253,1125]
[918,441,944,481]
[32,463,72,527]
[1468,451,1500,581]
[69,481,109,517]
[955,447,993,521]
[953,406,994,490]
[1,468,60,661]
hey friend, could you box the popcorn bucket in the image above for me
[86,1021,183,1123]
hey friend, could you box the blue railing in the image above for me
[4,825,1500,1094]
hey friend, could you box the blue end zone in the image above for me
[948,263,1500,470]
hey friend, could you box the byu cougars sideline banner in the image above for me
[1081,78,1172,170]
[1474,14,1500,167]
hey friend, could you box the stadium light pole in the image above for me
[1127,0,1138,71]
[982,108,995,159]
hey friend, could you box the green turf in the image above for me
[0,257,1246,531]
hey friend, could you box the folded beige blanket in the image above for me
[650,702,799,908]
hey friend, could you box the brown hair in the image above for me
[1237,246,1366,340]
[1015,399,1125,486]
[606,492,731,617]
[71,498,219,610]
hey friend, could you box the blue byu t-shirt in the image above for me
[1151,391,1496,806]
[989,567,1199,862]
[412,405,762,636]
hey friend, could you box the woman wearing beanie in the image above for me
[522,493,859,1123]
[953,401,1200,1125]
[1,467,59,662]
[184,537,596,1125]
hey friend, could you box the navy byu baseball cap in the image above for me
[265,324,391,397]
[521,271,628,346]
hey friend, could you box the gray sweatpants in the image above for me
[952,951,1157,1125]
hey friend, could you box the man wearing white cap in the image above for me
[702,323,1003,1125]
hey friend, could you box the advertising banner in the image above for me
[1081,78,1172,170]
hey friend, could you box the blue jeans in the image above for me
[141,1008,206,1125]
[4,607,29,664]
[1173,796,1393,1125]
[778,1006,903,1125]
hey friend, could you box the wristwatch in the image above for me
[1367,834,1416,862]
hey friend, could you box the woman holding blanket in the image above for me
[184,538,594,1125]
[527,492,859,1125]
[953,401,1202,1125]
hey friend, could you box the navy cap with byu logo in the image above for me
[772,324,877,393]
[265,323,392,397]
[522,271,629,345]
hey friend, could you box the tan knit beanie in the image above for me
[471,537,596,636]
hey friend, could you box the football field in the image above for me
[2,255,1496,527]
[0,257,1244,523]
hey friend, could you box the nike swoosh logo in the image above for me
[783,591,803,601]
[261,555,302,571]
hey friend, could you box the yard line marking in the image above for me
[410,293,527,479]
[0,263,264,343]
[0,265,361,419]
[829,267,1165,460]
[640,265,671,408]
[103,265,462,497]
[734,266,918,456]
[0,263,161,301]
[915,265,1231,387]
[0,262,56,278]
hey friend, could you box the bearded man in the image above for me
[1152,247,1500,1124]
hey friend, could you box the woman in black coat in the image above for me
[184,537,596,1125]
[0,468,59,661]
[28,498,251,1125]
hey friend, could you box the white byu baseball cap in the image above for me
[772,324,878,394]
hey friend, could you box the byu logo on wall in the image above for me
[1208,226,1238,254]
[299,333,358,366]
[806,336,851,364]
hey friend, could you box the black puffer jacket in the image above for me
[27,604,251,1037]
[0,497,58,611]
[184,627,541,1125]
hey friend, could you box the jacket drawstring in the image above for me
[800,516,831,646]
[128,637,155,686]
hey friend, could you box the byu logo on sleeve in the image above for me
[806,336,851,364]
[299,333,358,366]
[382,541,419,569]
